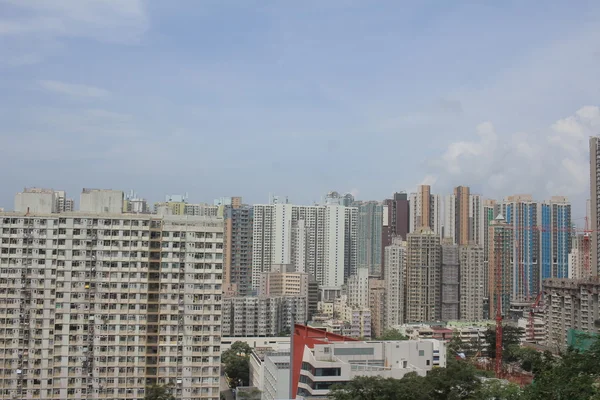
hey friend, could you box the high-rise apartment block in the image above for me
[540,197,571,280]
[570,233,594,279]
[355,201,383,276]
[459,245,485,321]
[258,264,309,298]
[383,238,406,329]
[0,211,223,400]
[347,267,369,309]
[221,297,307,337]
[590,137,600,276]
[482,199,497,298]
[368,278,385,338]
[443,187,483,246]
[123,191,149,214]
[440,244,459,321]
[496,195,572,304]
[223,204,253,296]
[381,192,409,271]
[406,229,441,322]
[409,185,441,235]
[498,195,540,303]
[79,189,124,214]
[544,278,600,349]
[488,214,513,317]
[252,200,357,289]
[14,188,74,214]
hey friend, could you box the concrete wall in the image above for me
[80,189,124,213]
[14,191,57,213]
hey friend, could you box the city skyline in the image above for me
[0,2,599,215]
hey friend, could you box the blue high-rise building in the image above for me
[500,195,539,303]
[499,195,571,304]
[541,197,571,280]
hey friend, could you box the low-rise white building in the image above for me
[296,340,444,398]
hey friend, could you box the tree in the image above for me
[376,328,409,341]
[145,384,175,400]
[237,387,262,399]
[222,341,252,388]
[484,325,525,360]
[330,359,482,400]
[522,338,600,400]
[474,379,523,400]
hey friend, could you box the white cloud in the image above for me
[39,80,110,98]
[0,0,148,66]
[429,106,600,212]
[0,0,148,43]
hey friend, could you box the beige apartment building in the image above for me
[406,229,441,323]
[0,211,223,400]
[258,264,309,297]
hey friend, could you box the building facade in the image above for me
[459,245,485,321]
[569,233,593,280]
[544,278,600,349]
[258,264,309,298]
[440,244,459,321]
[354,201,383,276]
[0,211,223,400]
[409,185,441,235]
[252,201,357,289]
[406,229,441,323]
[590,136,600,277]
[368,278,385,338]
[499,195,540,303]
[381,192,410,273]
[540,197,571,280]
[488,214,513,317]
[223,205,253,296]
[383,238,406,329]
[347,267,369,309]
[14,188,74,214]
[221,296,307,337]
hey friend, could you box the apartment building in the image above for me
[252,200,357,289]
[383,238,406,329]
[0,211,223,400]
[354,201,383,276]
[590,137,600,276]
[569,233,593,280]
[223,204,253,296]
[443,187,483,246]
[368,278,385,339]
[14,188,74,214]
[543,278,600,349]
[459,245,485,321]
[488,214,513,318]
[381,192,409,276]
[406,229,441,323]
[409,185,441,235]
[221,297,307,337]
[440,244,459,321]
[346,267,369,309]
[258,264,309,298]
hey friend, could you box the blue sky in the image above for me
[1,0,599,216]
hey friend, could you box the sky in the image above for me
[1,0,599,218]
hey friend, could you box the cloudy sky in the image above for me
[1,1,599,217]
